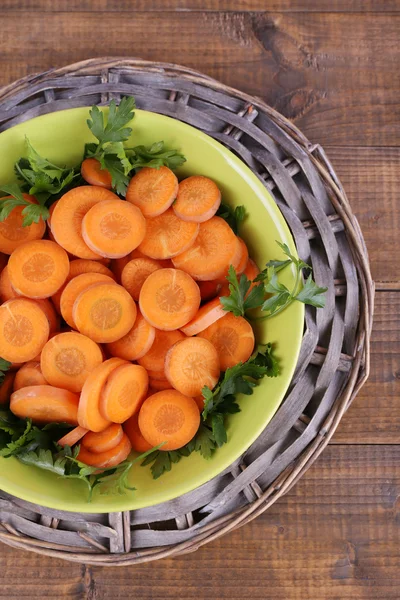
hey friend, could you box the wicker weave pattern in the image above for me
[0,58,373,566]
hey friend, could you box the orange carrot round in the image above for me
[8,239,69,299]
[106,309,155,361]
[51,186,120,259]
[126,166,178,217]
[13,361,47,391]
[81,158,113,189]
[34,298,60,334]
[78,357,126,432]
[172,216,241,281]
[138,390,200,451]
[60,272,115,328]
[82,199,146,259]
[57,425,89,448]
[0,195,45,255]
[0,252,7,273]
[121,257,162,301]
[236,237,249,274]
[82,423,124,454]
[138,209,199,260]
[199,312,255,370]
[77,433,132,468]
[0,266,20,302]
[180,296,227,336]
[148,378,173,392]
[165,337,220,397]
[137,328,185,374]
[243,258,260,295]
[0,298,50,362]
[40,331,103,393]
[73,282,137,343]
[193,395,205,411]
[0,371,16,405]
[10,385,79,425]
[139,268,200,331]
[124,414,153,453]
[47,200,58,228]
[173,175,221,223]
[69,258,115,280]
[100,363,148,423]
[198,279,223,303]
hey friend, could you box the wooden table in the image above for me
[0,2,399,598]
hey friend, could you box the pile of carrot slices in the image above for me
[0,160,260,470]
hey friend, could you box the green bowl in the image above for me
[0,108,304,513]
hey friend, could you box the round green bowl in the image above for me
[0,108,304,513]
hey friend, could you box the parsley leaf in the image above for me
[87,97,136,146]
[251,343,280,377]
[141,449,183,479]
[217,203,247,234]
[295,274,328,308]
[0,358,11,387]
[220,265,265,317]
[127,142,186,171]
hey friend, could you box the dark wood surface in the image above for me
[0,2,399,598]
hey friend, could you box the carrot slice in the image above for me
[146,369,168,381]
[193,395,205,411]
[78,357,126,432]
[0,372,16,405]
[121,257,162,301]
[0,298,50,362]
[13,361,47,391]
[60,272,116,328]
[236,237,249,275]
[51,186,120,259]
[138,209,199,260]
[124,414,153,453]
[82,423,124,454]
[34,298,60,334]
[40,331,103,393]
[137,328,185,373]
[81,157,112,189]
[138,390,200,451]
[100,363,148,423]
[0,266,20,302]
[73,282,137,343]
[106,309,155,361]
[0,252,7,273]
[82,199,146,259]
[199,312,255,370]
[173,175,221,223]
[126,166,178,217]
[8,239,69,299]
[47,200,58,229]
[77,433,131,468]
[58,425,89,448]
[172,216,241,281]
[180,296,227,336]
[149,378,173,392]
[165,337,220,397]
[198,279,223,303]
[10,385,79,425]
[243,258,260,295]
[139,268,200,331]
[0,195,46,255]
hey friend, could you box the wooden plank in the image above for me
[0,12,397,147]
[1,445,399,599]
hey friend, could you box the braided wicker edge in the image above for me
[0,58,374,565]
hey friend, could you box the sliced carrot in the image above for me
[13,361,47,391]
[198,279,223,303]
[111,255,130,283]
[172,216,241,281]
[40,331,103,393]
[173,175,221,223]
[34,298,60,334]
[51,186,120,259]
[146,369,168,381]
[121,257,162,301]
[100,363,148,423]
[8,239,69,299]
[193,395,205,411]
[236,237,249,275]
[243,258,260,295]
[124,414,153,453]
[78,357,127,432]
[180,296,227,336]
[58,425,89,448]
[126,165,178,217]
[82,423,124,454]
[0,266,20,302]
[106,309,155,361]
[60,272,115,328]
[137,328,185,374]
[0,372,16,405]
[138,209,199,260]
[82,199,146,259]
[81,157,112,189]
[73,282,137,343]
[0,298,49,362]
[69,259,115,281]
[138,390,200,451]
[31,330,60,363]
[165,337,220,397]
[199,312,255,371]
[10,385,79,425]
[139,268,200,331]
[77,433,131,468]
[148,378,173,392]
[47,200,58,229]
[0,253,7,274]
[0,195,46,255]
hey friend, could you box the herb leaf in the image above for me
[87,97,135,146]
[295,274,328,308]
[0,358,11,387]
[220,265,265,317]
[217,203,247,234]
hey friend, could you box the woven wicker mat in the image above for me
[0,58,374,566]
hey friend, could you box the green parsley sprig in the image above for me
[217,203,247,234]
[0,358,11,387]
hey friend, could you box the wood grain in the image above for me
[0,12,397,146]
[1,446,400,599]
